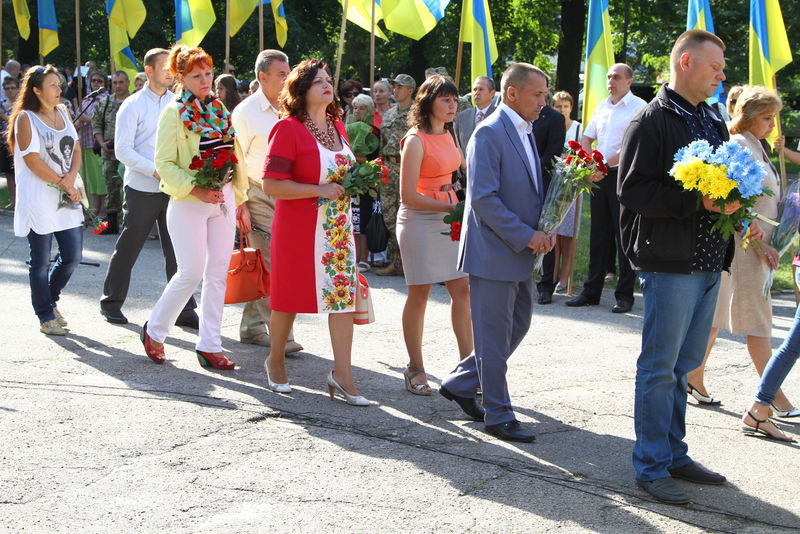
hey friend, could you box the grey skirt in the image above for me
[397,205,467,285]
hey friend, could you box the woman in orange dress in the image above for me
[396,75,472,395]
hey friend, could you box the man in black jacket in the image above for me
[533,102,566,304]
[618,30,757,505]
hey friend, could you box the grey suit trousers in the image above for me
[101,186,196,313]
[442,274,534,426]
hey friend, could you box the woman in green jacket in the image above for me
[141,45,248,370]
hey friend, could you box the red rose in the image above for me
[92,220,109,235]
[201,149,214,160]
[374,157,383,166]
[230,153,238,164]
[451,222,462,233]
[189,156,204,170]
[210,157,224,170]
[565,155,575,165]
[450,231,460,241]
[568,140,582,151]
[598,161,608,174]
[592,150,604,163]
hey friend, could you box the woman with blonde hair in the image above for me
[141,46,248,370]
[687,86,799,424]
[396,75,471,395]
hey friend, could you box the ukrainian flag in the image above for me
[749,0,792,88]
[13,0,31,41]
[687,0,722,104]
[38,0,59,57]
[176,0,217,47]
[267,0,288,47]
[382,0,450,40]
[340,0,388,41]
[108,0,145,92]
[581,0,614,126]
[460,0,498,83]
[229,0,258,37]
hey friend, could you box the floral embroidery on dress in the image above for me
[320,153,356,311]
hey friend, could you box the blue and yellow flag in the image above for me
[460,0,498,83]
[38,0,59,57]
[582,0,614,126]
[749,0,792,87]
[687,0,723,104]
[382,0,450,40]
[687,0,714,32]
[176,0,217,47]
[339,0,388,41]
[267,0,288,47]
[13,0,31,41]
[108,0,145,92]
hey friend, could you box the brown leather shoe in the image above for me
[375,263,403,276]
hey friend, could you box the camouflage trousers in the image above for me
[382,161,401,266]
[102,152,123,214]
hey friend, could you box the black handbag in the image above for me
[365,199,390,253]
[447,126,467,201]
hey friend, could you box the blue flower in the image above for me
[679,140,714,162]
[713,142,766,198]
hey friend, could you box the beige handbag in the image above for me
[353,273,375,325]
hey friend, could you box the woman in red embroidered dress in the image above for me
[262,60,368,406]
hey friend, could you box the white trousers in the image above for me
[147,183,235,352]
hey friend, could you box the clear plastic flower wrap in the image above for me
[762,180,800,298]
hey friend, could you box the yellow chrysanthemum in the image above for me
[697,164,736,199]
[673,159,705,190]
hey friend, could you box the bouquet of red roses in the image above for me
[189,148,238,215]
[532,141,604,272]
[442,201,465,241]
[318,156,389,205]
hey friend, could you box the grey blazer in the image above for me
[454,102,497,154]
[457,107,544,282]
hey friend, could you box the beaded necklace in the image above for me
[304,115,337,150]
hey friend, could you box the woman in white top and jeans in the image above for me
[7,65,83,336]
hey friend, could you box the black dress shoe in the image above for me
[175,310,200,329]
[440,386,485,421]
[101,308,128,324]
[611,299,633,313]
[668,461,726,485]
[485,420,535,443]
[537,292,552,305]
[565,293,600,307]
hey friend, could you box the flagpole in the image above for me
[334,0,349,94]
[225,0,231,73]
[75,0,82,102]
[370,0,376,94]
[454,0,465,90]
[258,0,264,51]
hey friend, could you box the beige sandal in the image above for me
[404,365,433,396]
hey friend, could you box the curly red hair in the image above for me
[167,45,213,79]
[278,59,342,120]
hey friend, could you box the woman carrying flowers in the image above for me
[687,87,799,421]
[141,46,248,370]
[262,59,369,406]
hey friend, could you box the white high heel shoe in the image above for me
[326,371,369,406]
[264,359,291,393]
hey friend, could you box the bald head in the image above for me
[607,63,633,101]
[670,29,725,70]
[4,60,20,76]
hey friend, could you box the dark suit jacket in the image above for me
[454,102,498,156]
[532,105,566,192]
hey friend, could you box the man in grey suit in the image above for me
[454,76,498,153]
[440,63,554,443]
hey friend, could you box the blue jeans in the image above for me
[755,269,800,406]
[633,270,721,481]
[27,227,83,322]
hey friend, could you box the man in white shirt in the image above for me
[233,50,303,353]
[100,48,198,327]
[0,60,20,100]
[567,63,646,314]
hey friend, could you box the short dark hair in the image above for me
[670,30,725,67]
[500,63,546,96]
[112,70,129,80]
[2,77,20,89]
[407,74,459,131]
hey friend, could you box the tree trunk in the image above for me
[555,0,586,120]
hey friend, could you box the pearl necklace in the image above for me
[304,116,337,150]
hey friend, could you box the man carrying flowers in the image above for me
[618,30,764,505]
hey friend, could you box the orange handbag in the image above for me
[353,273,375,325]
[224,234,270,304]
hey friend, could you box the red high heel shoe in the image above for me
[141,322,165,364]
[196,350,235,370]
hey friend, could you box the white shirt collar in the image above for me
[500,103,532,135]
[255,90,280,114]
[608,89,635,107]
[477,103,492,115]
[143,84,172,102]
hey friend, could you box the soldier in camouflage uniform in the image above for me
[376,73,416,276]
[92,71,130,233]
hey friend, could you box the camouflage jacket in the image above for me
[92,94,126,142]
[379,105,411,158]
